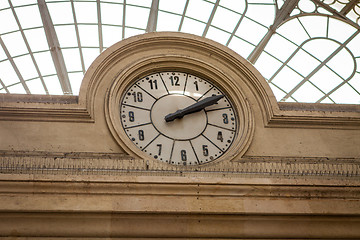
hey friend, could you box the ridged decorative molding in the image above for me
[0,151,359,179]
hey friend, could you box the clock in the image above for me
[120,71,237,166]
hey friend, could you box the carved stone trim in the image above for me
[1,151,359,179]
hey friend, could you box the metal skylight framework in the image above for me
[0,0,359,104]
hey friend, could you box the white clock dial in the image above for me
[120,72,238,165]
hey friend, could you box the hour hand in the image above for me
[165,95,224,122]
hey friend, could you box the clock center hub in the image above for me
[151,95,207,140]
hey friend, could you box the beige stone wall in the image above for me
[0,32,359,239]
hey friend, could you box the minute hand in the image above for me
[165,95,224,122]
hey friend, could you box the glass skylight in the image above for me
[0,0,359,104]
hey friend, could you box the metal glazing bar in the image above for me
[247,0,299,64]
[70,0,86,74]
[97,0,103,53]
[226,4,248,46]
[0,36,30,94]
[9,0,49,94]
[0,78,10,94]
[38,0,72,95]
[281,30,360,102]
[311,0,360,30]
[122,0,126,39]
[202,0,220,37]
[146,0,159,32]
[178,0,190,31]
[340,0,359,15]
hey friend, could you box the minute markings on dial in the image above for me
[207,122,236,131]
[158,73,169,94]
[123,122,152,129]
[135,82,158,100]
[205,106,232,112]
[122,103,151,111]
[189,140,200,165]
[141,133,161,152]
[201,133,224,153]
[182,73,189,95]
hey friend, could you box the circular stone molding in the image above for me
[104,33,255,166]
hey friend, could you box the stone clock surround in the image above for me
[0,32,359,238]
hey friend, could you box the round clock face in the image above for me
[120,71,237,166]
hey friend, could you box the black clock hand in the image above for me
[165,94,224,122]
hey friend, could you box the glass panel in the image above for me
[43,75,63,95]
[78,25,99,47]
[1,31,28,57]
[297,0,316,13]
[186,0,214,22]
[245,3,275,27]
[74,1,98,24]
[11,0,37,7]
[47,2,74,25]
[0,60,20,85]
[124,28,144,38]
[264,33,298,62]
[326,48,355,79]
[271,65,303,92]
[68,72,83,95]
[302,38,339,61]
[346,34,360,57]
[102,25,122,48]
[298,15,327,38]
[320,97,334,104]
[287,48,320,77]
[7,83,26,94]
[15,5,43,29]
[211,6,240,32]
[269,83,287,100]
[227,36,255,59]
[0,1,9,9]
[309,66,343,93]
[159,0,187,15]
[206,27,230,45]
[101,2,123,25]
[255,52,283,79]
[33,51,56,76]
[127,0,152,8]
[24,28,49,52]
[0,46,6,61]
[0,9,19,34]
[219,0,246,14]
[277,18,309,45]
[13,54,38,80]
[27,78,46,94]
[157,12,182,31]
[330,83,360,104]
[348,73,360,91]
[284,97,296,102]
[181,18,206,35]
[328,17,356,43]
[235,17,267,45]
[82,48,100,70]
[55,25,78,48]
[125,5,149,29]
[292,81,323,102]
[62,48,82,72]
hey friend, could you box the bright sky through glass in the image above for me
[0,0,359,104]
